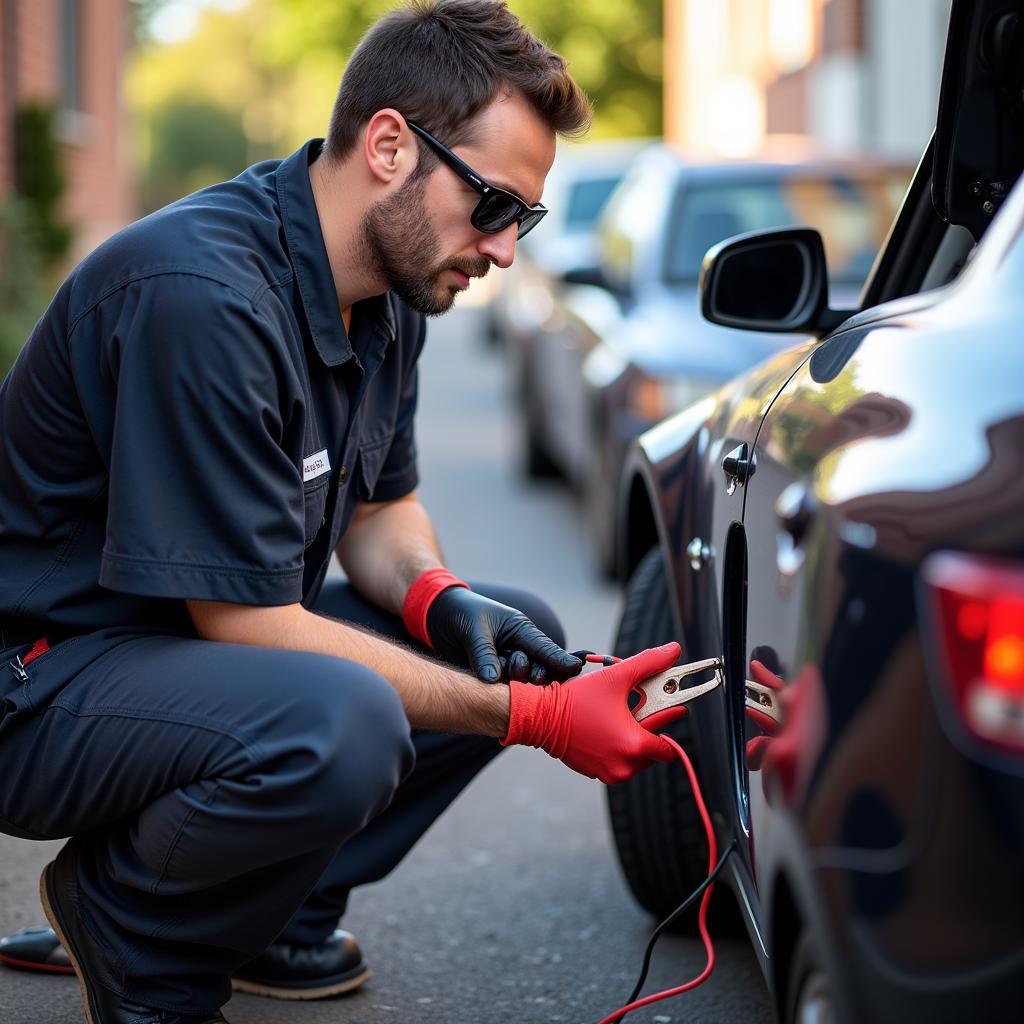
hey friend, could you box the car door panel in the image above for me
[634,340,820,941]
[739,251,1024,1019]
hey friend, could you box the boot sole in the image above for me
[230,963,372,1000]
[39,859,98,1024]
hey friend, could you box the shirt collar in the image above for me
[277,139,399,367]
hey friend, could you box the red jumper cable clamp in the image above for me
[573,650,728,1023]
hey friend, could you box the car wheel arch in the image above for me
[620,472,660,583]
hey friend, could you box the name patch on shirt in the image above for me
[303,449,331,482]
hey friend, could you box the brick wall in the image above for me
[0,1,12,195]
[0,0,134,260]
[15,0,58,100]
[765,67,810,135]
[822,0,864,54]
[62,0,135,257]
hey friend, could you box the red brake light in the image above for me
[924,552,1024,752]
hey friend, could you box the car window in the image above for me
[598,162,669,291]
[565,176,622,228]
[664,172,909,287]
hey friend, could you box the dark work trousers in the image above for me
[0,580,564,1015]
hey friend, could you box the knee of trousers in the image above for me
[261,661,415,847]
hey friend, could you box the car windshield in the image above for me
[664,172,909,286]
[565,176,622,229]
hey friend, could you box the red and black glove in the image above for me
[502,642,686,785]
[402,568,582,684]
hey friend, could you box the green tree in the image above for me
[0,199,51,375]
[127,0,664,213]
[143,100,249,210]
[1,104,72,373]
[13,104,73,266]
[259,0,663,139]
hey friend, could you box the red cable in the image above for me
[577,651,720,1021]
[595,735,719,1024]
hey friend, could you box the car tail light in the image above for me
[924,552,1024,752]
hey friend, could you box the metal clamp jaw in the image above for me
[745,679,783,727]
[632,657,724,723]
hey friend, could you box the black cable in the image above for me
[624,843,738,1005]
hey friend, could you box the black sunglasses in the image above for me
[406,120,548,240]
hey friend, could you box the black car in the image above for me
[514,147,908,577]
[606,2,1023,1021]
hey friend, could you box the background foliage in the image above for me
[0,199,51,373]
[129,0,663,211]
[1,104,72,374]
[1,0,662,372]
[13,104,74,265]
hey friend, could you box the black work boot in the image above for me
[230,930,371,1000]
[39,847,230,1024]
[3,919,371,1001]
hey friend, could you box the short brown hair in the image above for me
[324,0,591,166]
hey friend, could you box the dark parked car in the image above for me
[514,147,909,576]
[606,2,1023,1021]
[485,138,648,349]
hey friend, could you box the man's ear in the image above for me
[363,109,416,185]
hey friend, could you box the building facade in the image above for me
[0,0,135,261]
[666,0,953,160]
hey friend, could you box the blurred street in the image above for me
[0,299,772,1023]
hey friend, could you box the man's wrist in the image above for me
[483,681,512,739]
[428,665,510,738]
[401,567,469,646]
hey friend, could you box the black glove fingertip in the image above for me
[509,650,531,683]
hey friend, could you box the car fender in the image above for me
[617,392,719,599]
[761,809,861,1023]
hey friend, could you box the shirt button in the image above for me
[338,466,349,485]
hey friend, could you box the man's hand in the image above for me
[502,642,685,785]
[426,587,582,684]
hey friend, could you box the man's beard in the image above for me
[357,173,491,316]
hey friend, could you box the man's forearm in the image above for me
[187,600,509,736]
[336,494,445,614]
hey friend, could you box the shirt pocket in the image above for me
[303,476,329,549]
[355,433,394,501]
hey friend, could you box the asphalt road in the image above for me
[0,298,773,1024]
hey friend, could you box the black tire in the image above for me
[524,413,560,478]
[784,930,838,1024]
[583,446,618,581]
[483,306,504,349]
[605,548,712,925]
[519,362,560,480]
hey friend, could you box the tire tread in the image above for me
[605,549,710,924]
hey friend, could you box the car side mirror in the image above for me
[699,227,853,336]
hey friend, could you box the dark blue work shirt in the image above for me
[0,140,425,644]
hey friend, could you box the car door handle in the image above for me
[722,443,756,495]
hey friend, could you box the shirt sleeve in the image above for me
[366,307,426,503]
[96,274,307,605]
